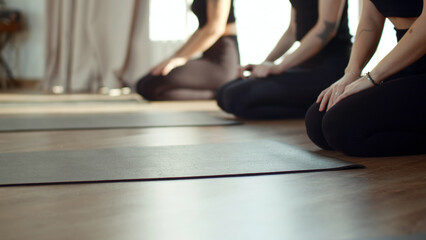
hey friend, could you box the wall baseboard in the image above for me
[0,78,42,93]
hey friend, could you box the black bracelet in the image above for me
[366,72,382,86]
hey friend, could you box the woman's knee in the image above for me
[136,74,162,101]
[306,101,366,155]
[321,106,364,156]
[220,86,242,114]
[217,79,246,113]
[305,103,333,150]
[216,81,233,111]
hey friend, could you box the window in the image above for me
[149,0,197,41]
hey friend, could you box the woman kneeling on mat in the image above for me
[136,0,239,101]
[217,0,352,119]
[305,0,426,157]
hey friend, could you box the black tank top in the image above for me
[191,0,236,29]
[370,0,423,17]
[289,0,352,43]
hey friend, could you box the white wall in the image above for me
[4,0,45,80]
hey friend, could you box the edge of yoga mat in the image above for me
[0,111,241,132]
[0,94,144,103]
[0,140,364,187]
[0,99,143,107]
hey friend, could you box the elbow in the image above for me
[202,24,226,38]
[324,30,337,44]
[315,26,338,48]
[313,19,340,46]
[288,26,297,41]
[325,23,338,41]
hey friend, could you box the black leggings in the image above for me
[136,36,240,101]
[306,29,426,157]
[216,42,352,119]
[305,68,426,157]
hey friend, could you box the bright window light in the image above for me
[235,0,292,65]
[149,0,192,41]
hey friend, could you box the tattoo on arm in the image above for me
[316,20,337,46]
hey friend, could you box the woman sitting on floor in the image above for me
[216,0,352,119]
[136,0,239,101]
[305,0,426,157]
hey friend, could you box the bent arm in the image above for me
[173,0,232,60]
[237,7,296,78]
[369,0,426,83]
[277,0,347,72]
[316,0,385,111]
[344,0,385,76]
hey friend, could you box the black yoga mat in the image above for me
[0,111,240,132]
[0,141,364,186]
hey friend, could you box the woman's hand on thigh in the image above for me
[317,73,360,111]
[239,61,281,79]
[151,57,188,76]
[333,76,374,106]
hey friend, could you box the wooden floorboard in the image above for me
[0,94,425,240]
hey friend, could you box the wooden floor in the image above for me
[0,93,425,240]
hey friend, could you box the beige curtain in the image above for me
[44,0,151,93]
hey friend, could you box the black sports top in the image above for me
[370,0,423,18]
[289,0,352,43]
[191,0,236,29]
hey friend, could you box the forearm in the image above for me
[344,28,382,76]
[173,26,223,60]
[345,4,385,75]
[370,15,426,82]
[278,0,346,72]
[172,0,230,61]
[278,25,328,71]
[264,28,296,62]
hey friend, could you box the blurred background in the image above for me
[2,0,396,94]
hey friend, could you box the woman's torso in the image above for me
[289,0,352,44]
[370,0,425,76]
[288,0,352,68]
[191,0,237,36]
[370,0,423,29]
